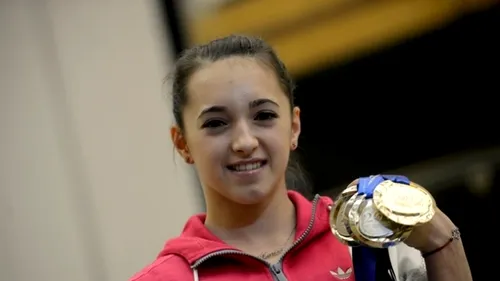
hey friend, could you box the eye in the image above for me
[255,111,278,121]
[202,119,227,129]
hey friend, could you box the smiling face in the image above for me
[171,57,301,205]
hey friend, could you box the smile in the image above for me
[227,160,267,172]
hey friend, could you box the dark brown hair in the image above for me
[169,34,311,195]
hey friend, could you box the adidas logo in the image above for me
[330,267,352,280]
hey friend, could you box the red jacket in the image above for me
[130,190,356,281]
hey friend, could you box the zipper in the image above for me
[191,195,321,279]
[271,263,288,281]
[274,194,320,264]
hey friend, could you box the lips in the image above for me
[227,160,267,172]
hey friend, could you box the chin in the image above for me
[229,185,274,205]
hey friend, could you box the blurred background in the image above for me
[1,0,498,280]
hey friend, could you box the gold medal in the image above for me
[348,194,413,248]
[373,180,435,226]
[329,185,359,246]
[329,176,436,248]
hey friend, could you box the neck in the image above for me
[204,185,296,245]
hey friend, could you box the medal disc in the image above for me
[329,185,359,246]
[373,180,436,226]
[348,194,411,248]
[358,199,394,238]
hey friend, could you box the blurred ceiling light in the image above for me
[464,162,494,196]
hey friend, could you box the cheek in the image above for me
[275,120,293,143]
[264,124,292,157]
[190,134,226,166]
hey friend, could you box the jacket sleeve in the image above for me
[388,243,427,281]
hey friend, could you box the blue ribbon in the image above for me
[352,174,410,281]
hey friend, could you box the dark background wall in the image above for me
[294,5,499,192]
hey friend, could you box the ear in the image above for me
[290,106,301,150]
[170,125,193,164]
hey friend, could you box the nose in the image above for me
[231,121,258,156]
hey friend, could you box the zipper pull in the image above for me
[271,263,288,281]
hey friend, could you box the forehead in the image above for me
[186,57,287,110]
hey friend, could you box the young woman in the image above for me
[130,35,472,281]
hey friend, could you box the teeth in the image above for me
[233,162,262,172]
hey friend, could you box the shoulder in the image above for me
[129,254,192,281]
[388,243,427,281]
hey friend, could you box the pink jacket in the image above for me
[130,191,425,281]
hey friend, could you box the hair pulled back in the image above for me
[169,34,311,195]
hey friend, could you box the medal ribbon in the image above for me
[352,175,410,281]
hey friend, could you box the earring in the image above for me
[291,142,297,150]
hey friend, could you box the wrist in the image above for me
[417,211,458,254]
[421,228,461,258]
[405,208,457,253]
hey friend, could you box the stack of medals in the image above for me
[329,176,436,248]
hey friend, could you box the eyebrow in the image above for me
[197,98,279,119]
